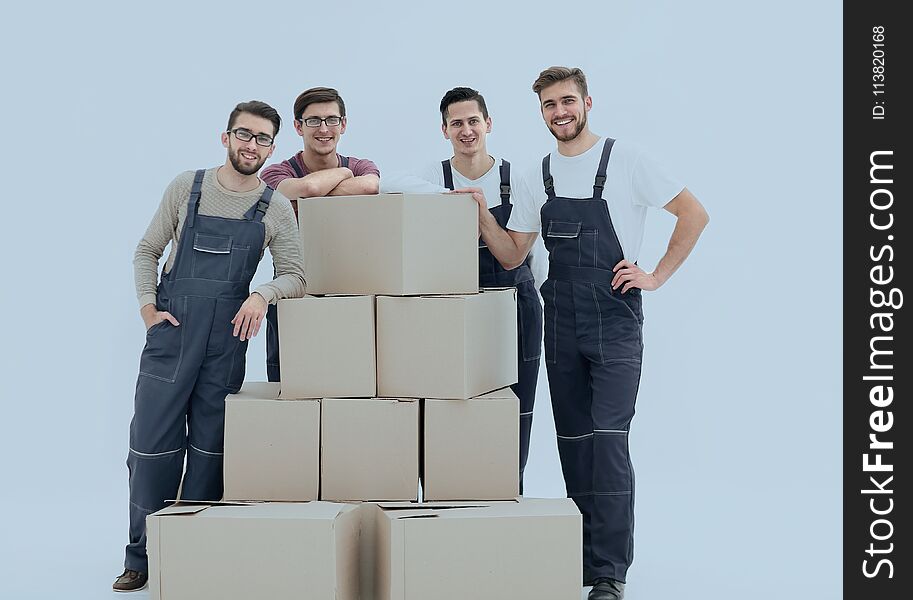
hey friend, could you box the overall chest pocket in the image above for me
[544,220,601,268]
[190,233,250,281]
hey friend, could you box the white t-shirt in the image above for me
[508,138,683,263]
[378,170,447,194]
[420,156,549,290]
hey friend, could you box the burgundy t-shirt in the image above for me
[261,152,380,219]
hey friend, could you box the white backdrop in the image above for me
[1,2,842,599]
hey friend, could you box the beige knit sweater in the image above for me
[134,168,306,308]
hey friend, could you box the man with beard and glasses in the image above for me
[114,100,306,593]
[465,67,709,600]
[260,86,379,382]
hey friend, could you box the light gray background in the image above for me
[0,1,841,598]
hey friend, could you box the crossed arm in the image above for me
[277,169,380,200]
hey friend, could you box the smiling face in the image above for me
[442,99,491,158]
[221,112,275,176]
[295,100,347,157]
[538,79,592,143]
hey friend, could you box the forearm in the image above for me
[134,244,162,308]
[328,174,380,196]
[277,168,353,199]
[479,211,531,270]
[652,204,709,285]
[133,210,173,308]
[255,219,307,303]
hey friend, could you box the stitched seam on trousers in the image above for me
[137,371,177,384]
[602,357,642,364]
[547,281,558,364]
[189,443,223,456]
[520,411,534,417]
[590,284,606,364]
[129,447,183,458]
[557,432,593,440]
[594,429,628,434]
[129,500,160,514]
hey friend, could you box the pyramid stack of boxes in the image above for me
[146,194,583,599]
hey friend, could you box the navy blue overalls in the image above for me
[539,139,642,583]
[125,170,272,572]
[265,153,349,382]
[442,159,543,491]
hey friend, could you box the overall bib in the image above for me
[539,139,642,583]
[125,170,271,572]
[266,154,349,382]
[443,159,543,490]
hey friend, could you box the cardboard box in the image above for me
[278,295,376,399]
[376,288,518,399]
[298,193,478,295]
[222,382,319,501]
[374,498,582,600]
[321,398,420,501]
[423,388,519,501]
[147,501,360,600]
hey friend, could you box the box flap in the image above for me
[470,387,519,401]
[225,381,280,401]
[153,504,210,517]
[198,501,351,521]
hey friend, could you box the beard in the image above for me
[548,111,587,143]
[228,143,266,176]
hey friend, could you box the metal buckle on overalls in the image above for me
[544,176,555,192]
[594,175,607,190]
[256,200,269,215]
[500,184,511,196]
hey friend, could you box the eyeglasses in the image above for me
[299,116,343,128]
[228,128,274,147]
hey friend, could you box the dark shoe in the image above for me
[112,569,148,592]
[588,577,625,600]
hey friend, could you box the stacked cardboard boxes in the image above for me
[147,193,582,599]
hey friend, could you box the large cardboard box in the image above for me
[423,388,519,501]
[374,498,582,600]
[278,295,376,399]
[223,382,319,501]
[376,288,518,399]
[147,501,360,600]
[298,193,478,295]
[321,398,420,501]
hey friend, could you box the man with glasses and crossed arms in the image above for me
[114,100,306,592]
[260,86,380,381]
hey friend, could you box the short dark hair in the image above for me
[227,100,281,137]
[439,87,489,124]
[293,87,346,120]
[532,66,589,98]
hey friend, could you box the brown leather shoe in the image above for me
[112,569,148,592]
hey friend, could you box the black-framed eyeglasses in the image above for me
[299,116,343,128]
[228,128,274,147]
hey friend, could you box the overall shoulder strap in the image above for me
[499,159,511,206]
[541,154,555,199]
[248,186,274,223]
[593,138,616,200]
[338,154,349,169]
[185,169,206,228]
[441,159,455,190]
[286,154,305,178]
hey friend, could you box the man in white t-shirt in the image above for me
[468,67,709,600]
[425,87,545,492]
